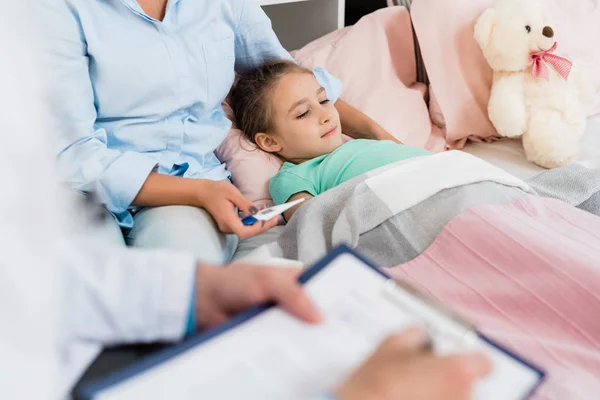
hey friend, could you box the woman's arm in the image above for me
[132,173,208,208]
[133,173,278,240]
[232,0,293,73]
[335,100,402,144]
[39,1,163,218]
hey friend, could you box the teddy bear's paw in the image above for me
[497,126,526,139]
[523,131,579,169]
[525,144,577,168]
[494,121,526,138]
[489,100,527,138]
[531,156,575,169]
[490,111,527,138]
[569,64,596,108]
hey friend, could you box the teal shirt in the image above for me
[269,139,431,205]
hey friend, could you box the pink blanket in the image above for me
[390,197,600,400]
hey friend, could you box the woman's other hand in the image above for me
[335,327,492,400]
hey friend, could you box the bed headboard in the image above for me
[386,0,429,85]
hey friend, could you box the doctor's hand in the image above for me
[193,262,321,330]
[335,327,492,400]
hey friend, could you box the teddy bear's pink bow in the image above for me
[530,42,572,81]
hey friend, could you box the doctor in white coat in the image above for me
[0,2,490,399]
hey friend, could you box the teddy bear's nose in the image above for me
[542,26,554,38]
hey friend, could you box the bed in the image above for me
[232,142,600,400]
[462,115,600,179]
[232,114,600,262]
[228,51,600,400]
[231,0,600,262]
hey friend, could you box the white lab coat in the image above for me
[0,3,197,399]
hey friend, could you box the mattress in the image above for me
[461,115,600,179]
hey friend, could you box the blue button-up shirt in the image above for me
[40,0,340,227]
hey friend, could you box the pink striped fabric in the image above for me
[389,196,600,400]
[530,42,573,81]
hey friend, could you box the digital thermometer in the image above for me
[241,197,307,226]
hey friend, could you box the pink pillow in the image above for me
[215,102,281,206]
[546,0,600,116]
[294,7,444,150]
[216,6,443,203]
[412,0,600,150]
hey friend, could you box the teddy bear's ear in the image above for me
[474,8,496,49]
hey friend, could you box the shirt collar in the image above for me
[116,0,181,22]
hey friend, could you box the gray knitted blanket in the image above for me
[254,154,600,267]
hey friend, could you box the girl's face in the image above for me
[254,72,343,163]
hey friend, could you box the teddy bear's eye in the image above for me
[525,25,532,33]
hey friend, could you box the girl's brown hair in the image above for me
[230,59,311,144]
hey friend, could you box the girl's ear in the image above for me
[254,132,283,153]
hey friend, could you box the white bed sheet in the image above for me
[233,116,600,262]
[461,115,600,179]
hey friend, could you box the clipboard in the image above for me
[75,244,545,400]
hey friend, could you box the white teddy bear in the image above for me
[474,0,594,169]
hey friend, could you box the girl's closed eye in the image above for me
[296,110,309,119]
[297,98,329,119]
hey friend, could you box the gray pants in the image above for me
[125,206,238,264]
[75,192,238,264]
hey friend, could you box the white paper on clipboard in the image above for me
[81,248,544,400]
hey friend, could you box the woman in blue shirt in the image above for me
[39,0,397,263]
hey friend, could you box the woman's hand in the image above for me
[133,174,278,239]
[196,180,279,240]
[335,328,492,400]
[194,262,321,330]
